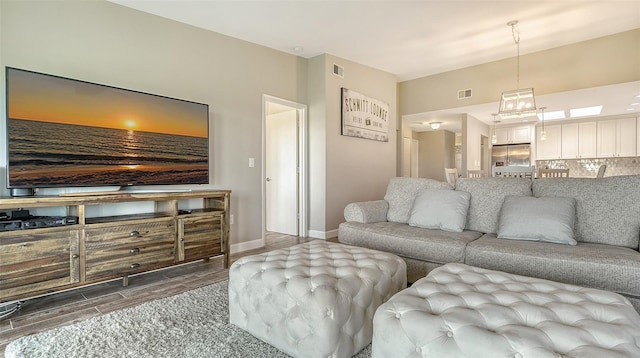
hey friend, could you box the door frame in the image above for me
[262,94,308,242]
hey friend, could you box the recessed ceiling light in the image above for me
[537,110,565,121]
[626,108,635,111]
[292,46,304,53]
[630,102,640,106]
[570,105,603,118]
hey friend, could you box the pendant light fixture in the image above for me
[498,20,536,120]
[491,113,498,144]
[539,107,547,141]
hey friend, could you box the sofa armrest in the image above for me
[344,200,389,223]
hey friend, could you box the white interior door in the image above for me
[265,107,298,235]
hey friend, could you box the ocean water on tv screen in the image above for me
[8,119,208,187]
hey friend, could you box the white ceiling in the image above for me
[110,0,640,129]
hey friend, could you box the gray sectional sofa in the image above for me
[338,175,640,311]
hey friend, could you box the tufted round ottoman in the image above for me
[373,263,640,358]
[229,240,406,358]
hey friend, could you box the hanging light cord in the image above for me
[510,21,521,91]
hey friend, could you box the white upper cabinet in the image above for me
[579,122,598,158]
[561,122,597,159]
[536,125,561,160]
[597,120,617,157]
[561,123,579,158]
[597,118,637,158]
[617,117,637,157]
[494,127,509,145]
[494,125,532,145]
[511,126,532,144]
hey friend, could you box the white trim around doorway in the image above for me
[261,95,308,243]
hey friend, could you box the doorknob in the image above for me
[266,177,272,182]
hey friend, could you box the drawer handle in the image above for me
[130,263,140,269]
[129,231,140,237]
[72,254,79,259]
[129,248,140,254]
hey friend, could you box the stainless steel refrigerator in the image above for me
[491,144,531,167]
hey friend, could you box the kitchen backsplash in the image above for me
[536,157,640,177]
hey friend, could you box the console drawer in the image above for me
[85,220,175,280]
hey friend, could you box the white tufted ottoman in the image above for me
[229,240,406,358]
[373,263,640,358]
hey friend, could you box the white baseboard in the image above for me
[308,229,338,240]
[230,238,264,254]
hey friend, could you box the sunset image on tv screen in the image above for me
[6,67,209,188]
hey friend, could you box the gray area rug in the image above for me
[5,281,372,358]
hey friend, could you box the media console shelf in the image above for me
[0,190,230,306]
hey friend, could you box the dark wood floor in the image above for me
[0,232,316,356]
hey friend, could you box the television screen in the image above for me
[5,67,209,189]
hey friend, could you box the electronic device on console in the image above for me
[0,210,79,231]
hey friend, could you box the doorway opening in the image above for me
[481,135,489,174]
[262,95,308,242]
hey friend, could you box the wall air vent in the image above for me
[458,88,472,99]
[333,64,344,78]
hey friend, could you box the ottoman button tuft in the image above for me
[446,331,453,338]
[515,353,522,358]
[395,313,401,319]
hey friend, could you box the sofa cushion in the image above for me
[498,195,577,245]
[384,177,453,224]
[455,177,532,234]
[532,176,640,249]
[409,189,470,232]
[338,221,482,265]
[465,233,640,297]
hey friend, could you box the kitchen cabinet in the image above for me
[494,127,509,145]
[561,122,597,159]
[597,118,637,158]
[494,125,532,145]
[536,125,561,160]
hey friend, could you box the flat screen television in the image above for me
[5,67,210,190]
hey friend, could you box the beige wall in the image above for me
[417,130,455,181]
[0,1,397,244]
[0,0,308,247]
[307,56,327,237]
[461,115,490,176]
[399,29,640,116]
[308,54,397,238]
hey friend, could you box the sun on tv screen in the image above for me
[5,67,210,189]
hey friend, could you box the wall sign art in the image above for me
[341,88,389,142]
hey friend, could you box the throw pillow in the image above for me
[497,195,577,245]
[384,177,454,224]
[408,189,471,232]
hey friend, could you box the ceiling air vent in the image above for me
[458,88,472,99]
[333,64,344,78]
